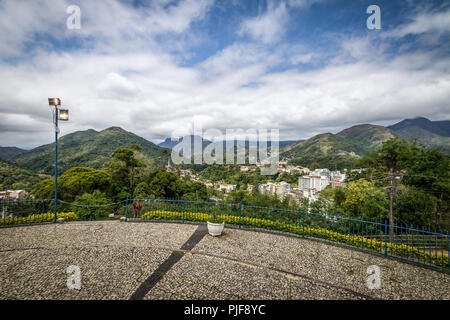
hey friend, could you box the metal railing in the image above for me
[1,197,448,271]
[0,199,55,226]
[124,197,449,271]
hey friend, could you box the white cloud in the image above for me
[385,9,450,38]
[287,0,323,8]
[290,53,314,64]
[237,1,289,44]
[0,0,69,57]
[0,0,215,59]
[98,73,140,100]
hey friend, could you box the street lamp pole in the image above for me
[48,98,69,223]
[54,106,59,223]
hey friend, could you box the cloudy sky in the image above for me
[0,0,449,149]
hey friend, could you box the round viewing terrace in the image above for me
[0,221,448,300]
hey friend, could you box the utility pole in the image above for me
[388,168,394,244]
[388,169,401,244]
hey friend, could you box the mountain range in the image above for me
[0,146,26,161]
[387,117,450,153]
[9,127,168,175]
[0,117,448,176]
[280,117,449,169]
[281,124,397,159]
[158,136,304,149]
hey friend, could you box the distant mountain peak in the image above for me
[388,116,450,138]
[11,127,166,174]
[101,126,127,133]
[0,146,26,161]
[158,135,212,149]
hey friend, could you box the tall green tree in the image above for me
[104,146,146,197]
[358,138,412,241]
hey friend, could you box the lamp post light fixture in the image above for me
[48,98,69,222]
[59,109,69,121]
[48,98,61,106]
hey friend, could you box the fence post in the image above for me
[239,202,242,229]
[384,221,388,257]
[125,197,128,221]
[302,209,305,238]
[182,199,186,224]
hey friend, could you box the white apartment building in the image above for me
[217,184,236,193]
[259,181,291,198]
[330,170,346,181]
[312,168,331,179]
[298,175,329,192]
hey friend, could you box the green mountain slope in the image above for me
[388,117,450,137]
[12,127,168,174]
[392,126,450,153]
[0,147,26,161]
[281,124,396,170]
[0,160,44,191]
[337,124,396,150]
[281,133,369,159]
[388,117,450,152]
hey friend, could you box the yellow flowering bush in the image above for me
[0,212,78,226]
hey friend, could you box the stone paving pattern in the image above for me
[0,221,448,300]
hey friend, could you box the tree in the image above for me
[399,147,450,229]
[342,179,389,220]
[32,167,112,202]
[0,160,43,191]
[182,181,208,200]
[310,198,330,213]
[72,190,112,220]
[129,144,142,152]
[334,187,346,210]
[394,186,437,227]
[146,170,184,198]
[104,147,146,197]
[32,179,54,199]
[358,138,412,241]
[133,182,151,198]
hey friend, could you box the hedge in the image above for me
[0,212,78,226]
[140,210,449,269]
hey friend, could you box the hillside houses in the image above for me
[0,190,27,200]
[164,160,348,202]
[259,181,291,197]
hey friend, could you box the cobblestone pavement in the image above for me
[0,221,448,300]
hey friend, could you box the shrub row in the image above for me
[0,212,78,226]
[140,210,449,269]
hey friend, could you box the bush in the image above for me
[208,211,224,224]
[0,212,78,225]
[72,190,113,220]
